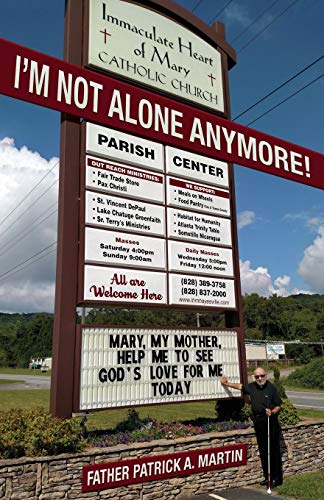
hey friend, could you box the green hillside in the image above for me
[0,293,323,367]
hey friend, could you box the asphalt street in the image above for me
[0,373,50,390]
[286,390,324,410]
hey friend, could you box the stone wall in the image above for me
[0,421,323,499]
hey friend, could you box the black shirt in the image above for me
[242,380,282,416]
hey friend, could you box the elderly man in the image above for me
[221,367,283,487]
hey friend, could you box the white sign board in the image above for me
[167,176,230,216]
[169,274,236,308]
[168,240,233,277]
[166,146,229,188]
[85,227,166,270]
[86,123,164,171]
[167,208,232,246]
[79,328,240,409]
[84,265,167,304]
[88,0,224,113]
[266,344,286,356]
[85,191,165,236]
[86,155,165,203]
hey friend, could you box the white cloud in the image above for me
[283,212,324,231]
[0,137,59,312]
[238,210,255,229]
[223,4,251,28]
[298,226,324,293]
[240,260,309,297]
[0,137,15,146]
[240,260,273,296]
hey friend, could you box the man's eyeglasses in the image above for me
[255,374,266,379]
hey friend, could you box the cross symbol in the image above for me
[100,29,111,44]
[208,73,217,87]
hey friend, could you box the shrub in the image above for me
[115,408,151,433]
[0,408,83,459]
[278,398,299,427]
[273,367,287,399]
[286,358,324,389]
[215,398,247,422]
[239,402,253,422]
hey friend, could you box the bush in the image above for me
[215,398,248,422]
[115,408,151,433]
[278,398,299,427]
[239,402,253,422]
[0,408,83,459]
[286,358,324,389]
[273,367,287,399]
[285,344,315,364]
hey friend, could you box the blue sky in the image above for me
[0,0,323,312]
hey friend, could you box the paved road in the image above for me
[0,373,50,390]
[0,375,323,411]
[286,390,324,410]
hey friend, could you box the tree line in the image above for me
[0,293,323,367]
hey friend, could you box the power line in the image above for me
[0,159,58,229]
[237,0,301,54]
[209,0,234,25]
[0,178,58,240]
[234,54,324,121]
[246,72,324,126]
[0,200,58,253]
[0,207,57,258]
[0,241,57,281]
[0,247,57,284]
[231,0,280,43]
[192,0,204,13]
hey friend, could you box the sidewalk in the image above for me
[192,485,286,499]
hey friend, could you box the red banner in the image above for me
[82,444,247,491]
[0,38,323,189]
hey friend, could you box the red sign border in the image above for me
[82,444,247,492]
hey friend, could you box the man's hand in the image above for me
[265,408,272,417]
[220,375,228,385]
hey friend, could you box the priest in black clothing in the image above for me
[221,367,283,487]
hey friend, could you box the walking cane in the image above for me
[267,412,272,494]
[265,395,272,494]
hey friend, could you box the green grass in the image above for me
[0,389,216,430]
[0,390,50,411]
[285,384,324,393]
[85,400,216,431]
[0,368,51,376]
[277,469,324,500]
[0,379,20,385]
[296,407,324,420]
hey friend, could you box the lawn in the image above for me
[0,389,217,430]
[284,384,324,393]
[1,387,323,431]
[0,368,51,376]
[0,390,50,410]
[0,379,20,385]
[277,469,324,500]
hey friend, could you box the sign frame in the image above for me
[73,325,241,413]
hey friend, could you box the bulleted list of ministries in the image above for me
[80,121,236,309]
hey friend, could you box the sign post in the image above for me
[50,0,83,418]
